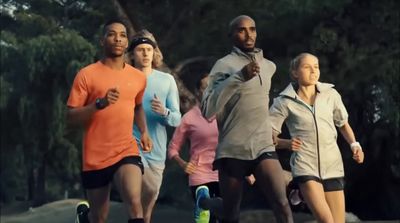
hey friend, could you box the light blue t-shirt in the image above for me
[134,69,181,167]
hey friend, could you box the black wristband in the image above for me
[162,108,170,117]
[95,98,108,110]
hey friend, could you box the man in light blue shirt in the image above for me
[129,29,181,223]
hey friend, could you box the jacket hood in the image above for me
[279,82,335,99]
[231,46,263,62]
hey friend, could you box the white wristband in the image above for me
[350,142,362,151]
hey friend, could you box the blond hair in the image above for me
[131,29,164,68]
[289,52,318,79]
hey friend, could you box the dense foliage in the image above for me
[1,0,399,220]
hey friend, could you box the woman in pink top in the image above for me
[168,58,221,223]
[168,105,219,187]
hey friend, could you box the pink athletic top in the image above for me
[168,106,219,186]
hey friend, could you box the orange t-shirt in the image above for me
[67,61,146,171]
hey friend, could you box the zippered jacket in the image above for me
[269,82,348,179]
[201,47,276,160]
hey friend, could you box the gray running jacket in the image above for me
[201,47,276,160]
[270,82,348,179]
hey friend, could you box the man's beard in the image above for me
[107,51,124,58]
[240,47,255,52]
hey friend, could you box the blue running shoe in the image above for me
[194,186,210,223]
[75,200,90,223]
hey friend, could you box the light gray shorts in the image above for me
[142,162,165,200]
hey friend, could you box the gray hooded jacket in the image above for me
[201,47,276,160]
[270,82,348,179]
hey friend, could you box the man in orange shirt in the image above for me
[67,19,152,223]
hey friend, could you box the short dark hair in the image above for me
[102,18,129,36]
[228,15,255,37]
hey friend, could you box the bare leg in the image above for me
[141,184,158,223]
[325,190,345,223]
[86,184,111,223]
[254,159,293,223]
[218,170,244,222]
[113,164,143,218]
[299,181,334,223]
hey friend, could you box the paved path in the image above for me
[1,199,398,223]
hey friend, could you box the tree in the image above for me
[1,0,98,205]
[1,0,398,219]
[309,0,400,219]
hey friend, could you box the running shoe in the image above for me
[194,186,210,223]
[76,200,90,223]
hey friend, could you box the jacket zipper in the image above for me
[248,54,262,85]
[296,99,321,179]
[312,105,321,179]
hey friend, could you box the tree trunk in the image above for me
[111,0,137,39]
[32,160,46,206]
[28,168,34,200]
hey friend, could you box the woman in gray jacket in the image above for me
[270,53,364,223]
